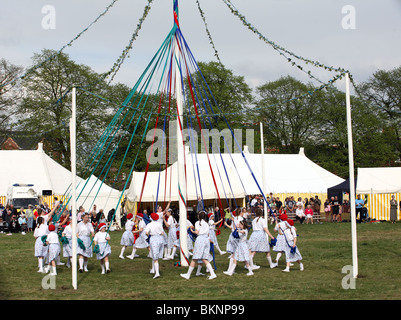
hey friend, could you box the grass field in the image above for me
[0,221,400,300]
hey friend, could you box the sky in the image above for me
[1,0,401,92]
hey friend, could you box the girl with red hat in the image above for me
[127,213,149,259]
[144,212,165,279]
[281,219,303,272]
[119,213,135,259]
[93,223,111,274]
[44,224,60,276]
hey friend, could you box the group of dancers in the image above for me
[33,202,303,279]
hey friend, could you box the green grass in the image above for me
[1,221,400,300]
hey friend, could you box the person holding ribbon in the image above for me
[93,222,111,274]
[76,213,94,272]
[281,219,303,272]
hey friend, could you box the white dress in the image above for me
[77,221,94,258]
[273,221,290,252]
[134,219,149,249]
[167,216,179,249]
[234,229,250,262]
[62,224,73,257]
[120,219,135,246]
[94,231,111,260]
[249,217,270,252]
[192,220,210,260]
[47,231,61,262]
[34,224,49,258]
[145,221,165,260]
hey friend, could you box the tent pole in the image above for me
[345,73,358,279]
[260,122,268,221]
[70,87,77,290]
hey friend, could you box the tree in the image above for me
[18,49,115,170]
[0,58,23,130]
[358,66,401,161]
[253,76,319,154]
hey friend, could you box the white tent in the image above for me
[0,144,122,221]
[355,167,401,221]
[126,147,344,204]
[356,167,401,194]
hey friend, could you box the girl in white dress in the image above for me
[272,213,291,267]
[164,209,179,260]
[145,213,166,279]
[61,219,73,268]
[119,213,135,259]
[93,223,111,274]
[127,213,149,259]
[281,219,304,272]
[248,208,276,269]
[208,212,225,255]
[224,208,244,275]
[45,224,60,276]
[77,213,94,272]
[223,220,253,276]
[180,211,217,280]
[34,216,49,273]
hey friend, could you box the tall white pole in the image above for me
[260,122,268,221]
[345,73,358,279]
[70,87,78,289]
[175,35,189,267]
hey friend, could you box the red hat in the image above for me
[279,213,288,221]
[287,219,294,226]
[137,213,144,219]
[48,224,56,232]
[150,213,159,221]
[98,223,107,231]
[208,212,214,219]
[127,213,133,220]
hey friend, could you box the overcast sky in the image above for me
[1,0,401,92]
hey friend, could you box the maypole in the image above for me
[173,0,189,267]
[70,87,77,290]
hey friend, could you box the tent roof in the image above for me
[0,144,121,212]
[126,149,344,203]
[356,167,401,194]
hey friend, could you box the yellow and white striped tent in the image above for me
[357,167,401,221]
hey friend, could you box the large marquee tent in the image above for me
[125,147,344,209]
[0,144,122,223]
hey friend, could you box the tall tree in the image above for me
[18,49,114,170]
[254,76,319,154]
[0,58,23,130]
[358,66,401,160]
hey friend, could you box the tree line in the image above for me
[0,49,400,189]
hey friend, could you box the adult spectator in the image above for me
[314,196,321,215]
[18,213,27,234]
[295,203,305,224]
[275,197,283,211]
[355,194,365,222]
[285,196,296,213]
[25,204,34,232]
[390,195,398,224]
[331,196,340,222]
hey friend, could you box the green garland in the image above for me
[221,0,351,81]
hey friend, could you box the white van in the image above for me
[6,183,40,209]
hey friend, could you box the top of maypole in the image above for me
[173,0,180,29]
